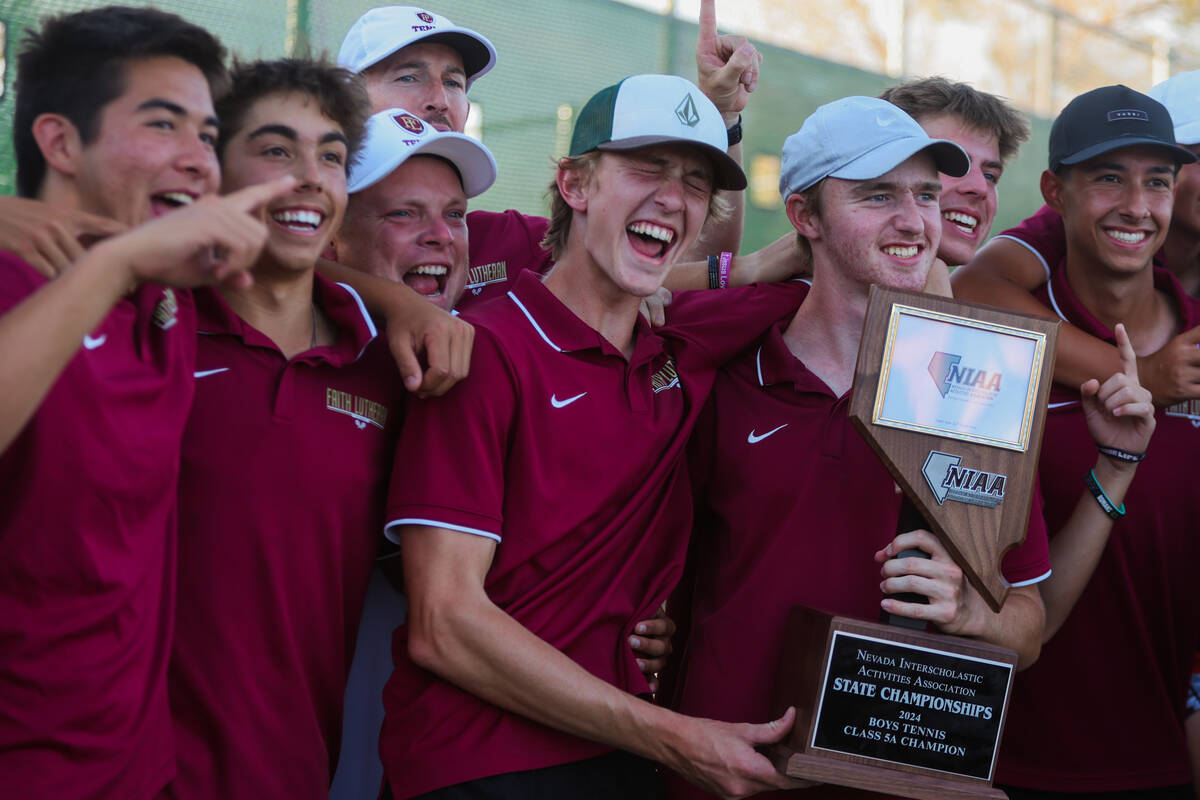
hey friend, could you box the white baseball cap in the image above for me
[1148,69,1200,146]
[348,108,498,197]
[780,96,969,198]
[338,6,497,89]
[570,74,745,190]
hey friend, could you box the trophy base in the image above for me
[768,744,1008,799]
[773,607,1016,800]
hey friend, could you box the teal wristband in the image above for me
[1085,469,1126,520]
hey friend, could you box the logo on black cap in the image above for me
[1048,84,1198,171]
[1107,109,1150,123]
[675,94,700,128]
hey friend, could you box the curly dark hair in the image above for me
[216,59,371,172]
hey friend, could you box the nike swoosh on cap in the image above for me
[747,424,788,444]
[550,392,587,408]
[194,368,230,379]
[82,334,107,350]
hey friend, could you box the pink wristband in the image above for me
[718,251,733,289]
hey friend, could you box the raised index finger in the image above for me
[1114,322,1138,380]
[697,0,718,51]
[224,174,298,214]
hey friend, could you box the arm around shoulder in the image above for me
[950,236,1053,312]
[953,237,1128,397]
[0,177,290,453]
[316,257,474,397]
[664,233,808,293]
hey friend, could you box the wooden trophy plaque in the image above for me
[771,286,1058,799]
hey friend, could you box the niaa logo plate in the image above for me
[922,451,1006,508]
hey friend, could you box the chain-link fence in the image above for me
[0,0,1185,249]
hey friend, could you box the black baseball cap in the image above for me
[1049,84,1197,171]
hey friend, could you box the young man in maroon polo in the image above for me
[668,96,1044,800]
[0,8,293,798]
[989,86,1195,800]
[337,2,770,309]
[329,106,501,799]
[328,109,679,799]
[953,71,1200,409]
[336,6,708,658]
[163,67,499,800]
[667,95,1150,800]
[382,74,808,800]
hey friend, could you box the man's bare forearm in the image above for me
[1038,458,1135,642]
[664,232,804,292]
[402,525,795,797]
[316,257,419,318]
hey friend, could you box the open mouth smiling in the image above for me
[150,191,198,217]
[943,210,978,236]
[627,220,676,259]
[271,208,326,235]
[403,264,449,297]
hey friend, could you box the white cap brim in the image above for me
[348,109,498,197]
[337,8,497,88]
[348,29,496,88]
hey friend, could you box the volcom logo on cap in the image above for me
[1107,109,1150,123]
[394,113,424,134]
[675,94,700,128]
[416,11,434,23]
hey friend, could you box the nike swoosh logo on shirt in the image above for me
[194,368,230,379]
[550,392,587,408]
[1047,400,1079,409]
[82,334,107,350]
[747,424,788,444]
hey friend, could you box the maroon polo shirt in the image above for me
[0,251,195,799]
[667,307,1052,800]
[165,276,404,800]
[457,209,552,312]
[996,263,1200,792]
[380,272,805,799]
